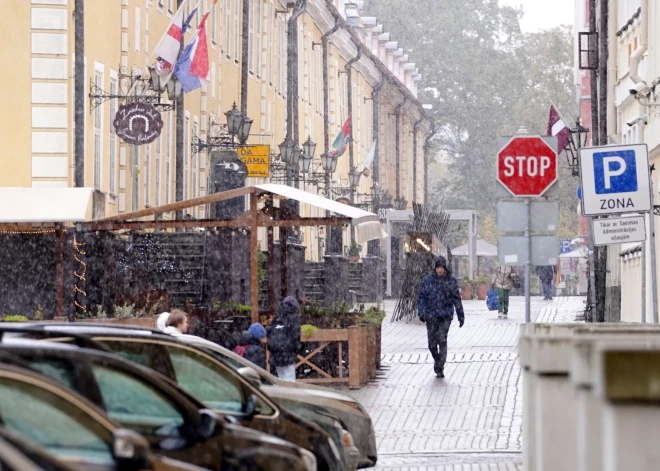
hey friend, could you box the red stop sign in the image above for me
[497,136,558,196]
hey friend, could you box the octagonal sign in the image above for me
[497,136,558,197]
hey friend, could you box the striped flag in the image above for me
[174,12,211,93]
[547,105,571,154]
[328,115,352,158]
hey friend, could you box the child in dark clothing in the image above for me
[233,322,267,370]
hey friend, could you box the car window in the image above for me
[0,377,113,464]
[97,341,171,376]
[165,346,248,413]
[91,365,184,436]
[24,358,78,391]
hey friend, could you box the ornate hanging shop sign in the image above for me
[113,102,164,145]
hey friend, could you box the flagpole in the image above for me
[147,0,198,66]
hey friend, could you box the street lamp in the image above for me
[165,76,183,101]
[302,136,317,159]
[321,152,334,173]
[279,138,297,164]
[299,136,316,174]
[225,102,244,136]
[238,117,253,143]
[566,120,590,176]
[349,167,361,187]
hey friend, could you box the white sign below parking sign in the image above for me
[578,143,651,216]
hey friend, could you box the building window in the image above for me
[168,0,173,14]
[166,113,171,204]
[184,116,190,200]
[256,0,261,76]
[145,144,151,207]
[155,133,161,207]
[93,72,103,190]
[248,0,254,72]
[268,3,273,84]
[234,0,240,59]
[192,121,198,201]
[211,1,217,44]
[109,78,117,196]
[226,0,232,57]
[135,7,141,52]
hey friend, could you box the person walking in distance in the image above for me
[417,256,465,378]
[267,296,301,382]
[491,266,517,319]
[536,265,556,301]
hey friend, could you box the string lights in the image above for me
[73,235,87,315]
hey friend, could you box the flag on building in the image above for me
[174,12,211,93]
[328,115,352,158]
[547,105,570,154]
[153,3,185,74]
[182,5,198,34]
[360,140,377,176]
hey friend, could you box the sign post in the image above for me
[579,143,655,322]
[497,131,558,323]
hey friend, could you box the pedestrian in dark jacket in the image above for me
[417,256,465,378]
[267,296,301,381]
[536,266,556,300]
[233,323,267,370]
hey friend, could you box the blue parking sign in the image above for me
[578,143,651,216]
[593,150,637,194]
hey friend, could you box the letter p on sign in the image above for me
[593,150,637,195]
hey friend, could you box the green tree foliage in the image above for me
[366,1,578,237]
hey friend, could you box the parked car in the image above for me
[0,426,77,471]
[2,324,345,471]
[0,339,314,471]
[0,362,215,471]
[14,323,376,469]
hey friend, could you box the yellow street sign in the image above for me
[237,145,270,178]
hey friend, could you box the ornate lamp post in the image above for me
[566,120,589,177]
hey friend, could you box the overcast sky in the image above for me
[500,0,574,32]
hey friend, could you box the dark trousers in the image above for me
[426,317,452,372]
[542,281,553,298]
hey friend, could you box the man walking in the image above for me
[417,256,465,378]
[537,265,556,301]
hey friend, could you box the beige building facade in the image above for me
[2,0,432,260]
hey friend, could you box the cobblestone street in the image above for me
[342,296,585,470]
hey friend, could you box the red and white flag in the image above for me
[152,1,187,85]
[547,105,570,153]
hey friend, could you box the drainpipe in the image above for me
[346,47,362,180]
[630,0,648,85]
[240,0,250,115]
[423,121,436,206]
[412,116,424,204]
[286,0,307,142]
[371,77,386,185]
[607,0,618,143]
[322,20,341,167]
[394,97,407,201]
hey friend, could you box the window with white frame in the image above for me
[256,0,262,76]
[166,113,171,204]
[268,3,273,84]
[93,72,103,190]
[135,7,141,52]
[234,0,240,59]
[281,18,286,92]
[168,0,173,13]
[155,132,161,206]
[211,1,217,44]
[226,0,232,57]
[184,116,190,200]
[192,121,198,200]
[109,77,117,196]
[249,0,254,72]
[131,146,139,211]
[145,144,151,206]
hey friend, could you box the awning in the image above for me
[452,239,498,257]
[0,187,94,224]
[255,184,386,244]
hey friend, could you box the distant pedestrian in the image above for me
[417,256,465,378]
[267,296,301,382]
[164,309,189,335]
[491,266,517,319]
[536,266,556,300]
[234,323,267,370]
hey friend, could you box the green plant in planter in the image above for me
[114,304,137,319]
[475,276,490,285]
[301,324,318,338]
[257,245,266,289]
[2,315,29,322]
[348,240,362,258]
[359,305,387,326]
[460,278,471,290]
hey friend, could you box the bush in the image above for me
[359,305,387,326]
[3,315,29,322]
[475,276,490,285]
[301,324,319,338]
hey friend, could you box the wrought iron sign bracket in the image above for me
[88,67,175,112]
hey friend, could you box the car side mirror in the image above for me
[244,394,261,417]
[112,429,150,470]
[197,408,219,440]
[237,366,262,390]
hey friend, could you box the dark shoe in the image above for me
[436,370,445,378]
[433,360,442,375]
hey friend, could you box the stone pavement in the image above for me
[341,296,585,471]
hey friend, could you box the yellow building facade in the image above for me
[2,0,431,260]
